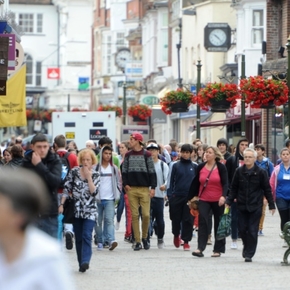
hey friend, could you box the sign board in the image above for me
[52,112,116,150]
[125,62,143,80]
[0,34,15,70]
[121,125,150,142]
[34,120,42,132]
[47,68,60,79]
[78,77,89,91]
[140,94,159,106]
[152,108,167,124]
[65,132,75,139]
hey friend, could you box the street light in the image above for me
[196,60,202,139]
[286,35,290,138]
[177,18,182,88]
[122,81,127,125]
[241,54,246,137]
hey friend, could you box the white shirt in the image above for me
[99,164,114,200]
[0,227,74,290]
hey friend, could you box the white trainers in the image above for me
[115,222,120,231]
[97,243,103,251]
[157,239,165,249]
[231,241,238,249]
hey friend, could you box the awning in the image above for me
[200,113,261,127]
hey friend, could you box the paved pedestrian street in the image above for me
[65,207,290,290]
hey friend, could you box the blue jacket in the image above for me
[255,157,273,178]
[168,158,197,198]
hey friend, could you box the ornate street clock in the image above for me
[115,48,131,71]
[204,23,231,52]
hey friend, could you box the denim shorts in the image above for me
[275,198,290,211]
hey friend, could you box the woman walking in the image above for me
[61,149,100,273]
[189,146,228,257]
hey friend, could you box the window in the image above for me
[116,32,125,49]
[25,54,33,85]
[36,61,42,86]
[19,13,43,34]
[252,10,264,46]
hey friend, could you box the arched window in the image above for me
[25,54,33,85]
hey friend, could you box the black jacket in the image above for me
[21,150,62,216]
[226,164,275,212]
[188,161,228,200]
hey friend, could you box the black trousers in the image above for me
[198,200,225,253]
[238,207,262,259]
[169,195,193,243]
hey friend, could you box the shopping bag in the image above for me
[216,210,231,240]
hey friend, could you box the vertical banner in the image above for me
[0,65,27,127]
[0,36,9,96]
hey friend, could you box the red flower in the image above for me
[193,82,239,111]
[97,105,123,117]
[240,76,289,108]
[127,104,152,120]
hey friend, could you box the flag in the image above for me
[0,65,27,127]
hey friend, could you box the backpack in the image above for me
[59,152,71,189]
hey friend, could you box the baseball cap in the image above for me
[130,132,144,144]
[146,143,159,150]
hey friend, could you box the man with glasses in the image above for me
[122,132,157,251]
[167,144,197,251]
[226,148,276,262]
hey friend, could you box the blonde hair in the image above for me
[206,146,224,162]
[78,149,97,165]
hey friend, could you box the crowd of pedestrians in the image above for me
[1,130,290,279]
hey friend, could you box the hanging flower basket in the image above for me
[97,105,123,117]
[240,76,289,109]
[132,116,144,122]
[193,83,239,112]
[160,88,195,115]
[128,104,152,120]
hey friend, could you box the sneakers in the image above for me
[183,243,190,251]
[173,236,181,248]
[258,230,264,236]
[109,241,118,251]
[133,242,142,251]
[207,234,212,245]
[124,236,133,243]
[79,263,89,273]
[245,257,252,262]
[115,222,120,231]
[65,231,73,250]
[157,239,165,249]
[231,241,238,250]
[97,243,103,251]
[142,238,150,250]
[103,241,109,248]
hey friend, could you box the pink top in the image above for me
[199,167,222,202]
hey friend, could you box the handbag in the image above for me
[63,196,75,224]
[190,163,216,211]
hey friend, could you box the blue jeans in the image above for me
[73,218,95,267]
[96,200,116,244]
[150,197,165,239]
[116,191,125,223]
[36,216,58,239]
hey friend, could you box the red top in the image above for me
[199,167,222,202]
[57,150,79,193]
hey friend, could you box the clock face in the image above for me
[115,49,131,69]
[209,29,227,46]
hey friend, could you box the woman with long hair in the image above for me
[189,146,228,258]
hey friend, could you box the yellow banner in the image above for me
[0,65,27,127]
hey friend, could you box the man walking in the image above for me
[122,132,157,251]
[21,133,62,238]
[226,148,275,262]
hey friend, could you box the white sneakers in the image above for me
[115,222,120,231]
[231,241,238,249]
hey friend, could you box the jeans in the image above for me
[73,218,95,267]
[238,207,262,259]
[95,200,116,244]
[275,198,290,231]
[36,216,58,239]
[116,191,125,223]
[150,197,165,239]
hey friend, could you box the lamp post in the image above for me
[177,18,183,88]
[122,81,127,125]
[286,36,290,138]
[196,60,202,139]
[241,54,246,137]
